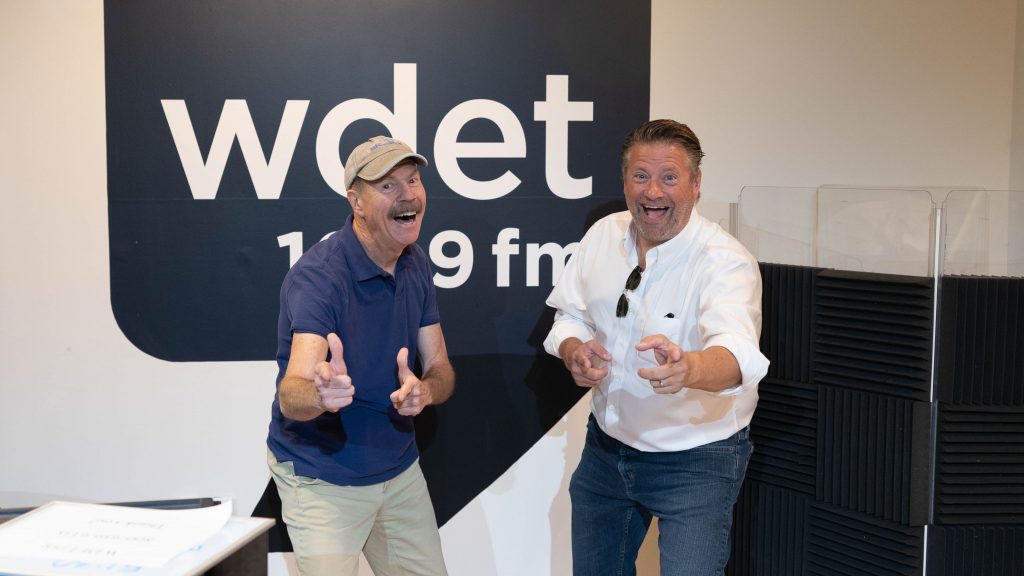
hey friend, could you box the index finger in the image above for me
[635,333,672,351]
[327,333,348,375]
[585,340,613,361]
[637,366,667,382]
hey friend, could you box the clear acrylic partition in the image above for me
[736,186,817,266]
[737,186,936,276]
[815,187,935,276]
[943,190,1024,278]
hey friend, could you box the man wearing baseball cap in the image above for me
[267,136,454,575]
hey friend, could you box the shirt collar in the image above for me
[624,207,704,267]
[338,214,413,281]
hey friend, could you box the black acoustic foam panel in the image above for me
[759,263,818,383]
[938,276,1024,406]
[814,270,933,402]
[729,481,809,576]
[933,404,1024,526]
[927,525,1024,576]
[748,377,817,495]
[818,386,931,526]
[805,501,923,576]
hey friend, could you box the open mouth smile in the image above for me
[393,211,418,223]
[641,204,670,219]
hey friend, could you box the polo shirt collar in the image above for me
[339,214,413,281]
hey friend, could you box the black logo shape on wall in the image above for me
[106,0,650,522]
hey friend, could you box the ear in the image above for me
[347,187,363,217]
[693,169,702,201]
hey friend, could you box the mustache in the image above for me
[389,199,423,218]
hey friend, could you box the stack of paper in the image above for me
[0,500,232,575]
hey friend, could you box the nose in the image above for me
[644,178,663,199]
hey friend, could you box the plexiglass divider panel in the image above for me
[815,187,935,276]
[943,190,1024,278]
[736,186,816,267]
[738,186,938,276]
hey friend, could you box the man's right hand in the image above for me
[560,337,612,388]
[314,333,355,412]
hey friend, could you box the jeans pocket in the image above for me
[688,429,751,481]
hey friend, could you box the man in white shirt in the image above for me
[544,119,769,576]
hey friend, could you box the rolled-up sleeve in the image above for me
[543,247,596,358]
[699,254,770,393]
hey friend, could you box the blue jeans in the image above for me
[569,416,751,576]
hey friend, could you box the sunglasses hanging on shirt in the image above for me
[616,265,643,317]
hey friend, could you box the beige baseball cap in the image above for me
[344,136,428,190]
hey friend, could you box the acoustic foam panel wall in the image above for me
[743,268,1024,574]
[733,267,932,574]
[728,264,819,575]
[813,271,934,527]
[930,275,1024,575]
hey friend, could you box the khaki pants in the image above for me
[268,451,448,576]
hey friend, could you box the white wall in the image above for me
[0,0,274,511]
[654,0,1016,223]
[1,1,1018,574]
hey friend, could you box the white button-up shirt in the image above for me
[544,209,769,451]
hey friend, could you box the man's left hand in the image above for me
[392,347,432,416]
[635,334,689,394]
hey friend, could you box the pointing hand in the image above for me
[564,339,611,388]
[314,333,355,412]
[391,347,430,416]
[635,334,687,395]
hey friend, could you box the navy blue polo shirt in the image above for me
[267,215,440,486]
